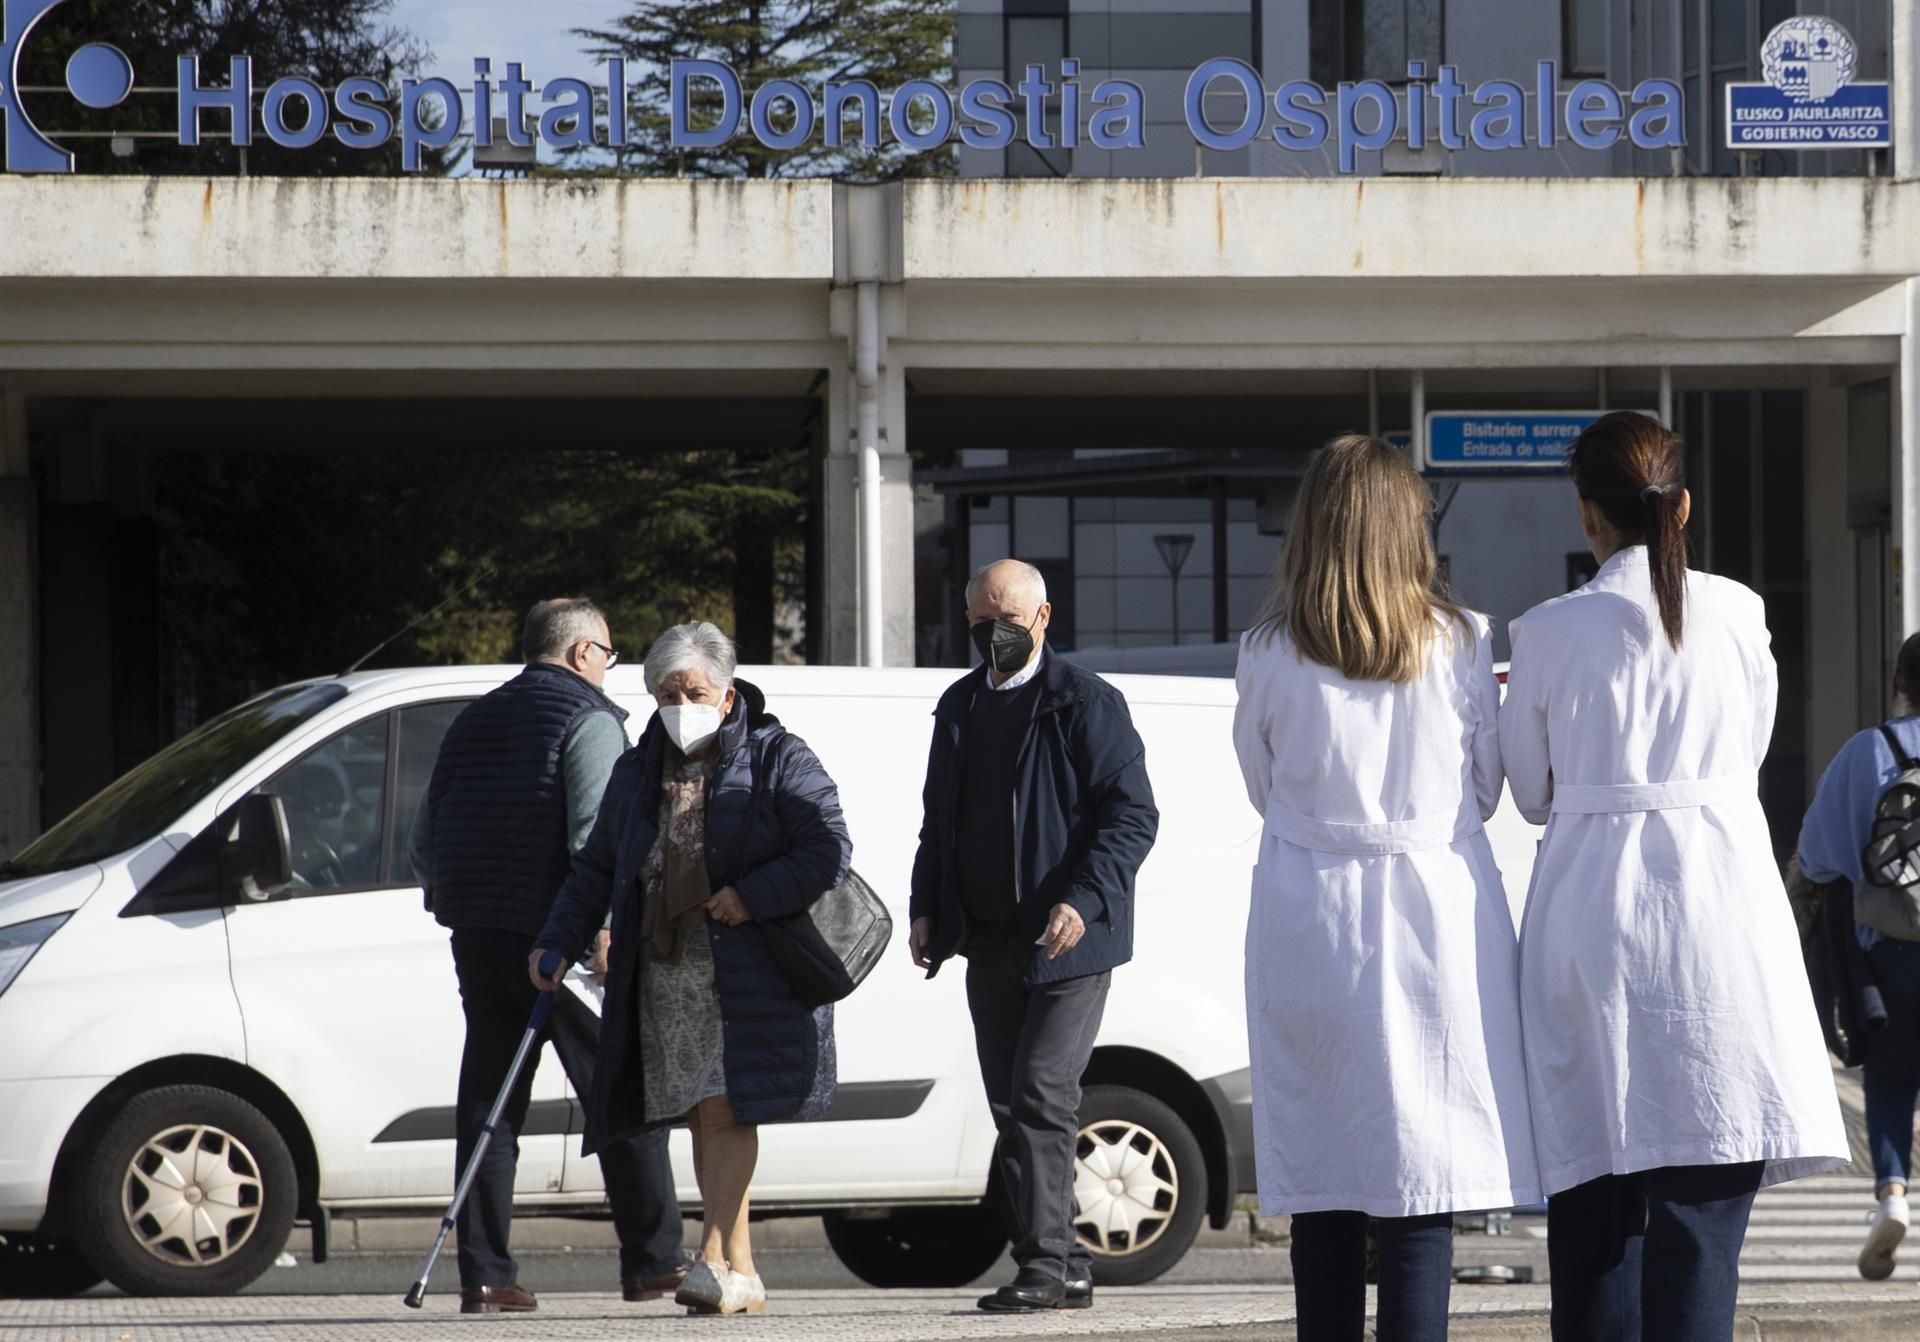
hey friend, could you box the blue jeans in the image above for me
[1290,1210,1453,1342]
[1547,1162,1762,1342]
[1864,938,1920,1189]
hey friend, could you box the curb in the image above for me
[1053,1302,1920,1342]
[320,1213,1274,1255]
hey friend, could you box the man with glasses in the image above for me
[410,598,684,1313]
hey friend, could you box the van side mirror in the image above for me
[219,793,292,903]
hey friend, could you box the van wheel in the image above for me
[1075,1084,1208,1287]
[0,1234,102,1298]
[70,1085,297,1296]
[823,1206,1008,1288]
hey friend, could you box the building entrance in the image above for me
[910,367,1875,858]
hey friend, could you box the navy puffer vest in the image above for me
[425,662,629,938]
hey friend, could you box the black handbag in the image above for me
[733,749,892,1007]
[760,869,893,1008]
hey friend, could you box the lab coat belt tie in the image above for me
[1550,772,1758,815]
[1264,798,1481,856]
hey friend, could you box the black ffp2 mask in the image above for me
[971,616,1036,675]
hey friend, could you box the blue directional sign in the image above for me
[1422,412,1601,475]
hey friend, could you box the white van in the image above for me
[0,664,1541,1298]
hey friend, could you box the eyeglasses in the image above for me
[585,641,619,668]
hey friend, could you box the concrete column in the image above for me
[876,351,914,666]
[822,363,859,665]
[1903,279,1920,639]
[1804,378,1855,779]
[0,392,36,856]
[1896,0,1919,179]
[828,184,914,666]
[819,336,912,667]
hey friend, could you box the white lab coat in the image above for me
[1501,547,1847,1195]
[1233,611,1543,1218]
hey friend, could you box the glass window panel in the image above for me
[1114,497,1210,522]
[1229,576,1272,631]
[1007,142,1071,177]
[1007,17,1066,80]
[392,701,468,886]
[1682,74,1704,169]
[1683,0,1700,68]
[264,715,389,895]
[1074,522,1117,576]
[1566,0,1607,74]
[1357,0,1406,78]
[970,521,1010,568]
[1014,496,1071,559]
[1117,577,1173,634]
[1406,0,1443,66]
[1710,70,1738,174]
[1074,576,1118,638]
[1710,0,1747,66]
[1350,0,1443,81]
[1176,576,1211,639]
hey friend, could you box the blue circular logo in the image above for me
[66,43,135,110]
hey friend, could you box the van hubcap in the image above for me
[1073,1119,1178,1256]
[121,1125,264,1268]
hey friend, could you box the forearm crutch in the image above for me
[403,949,564,1308]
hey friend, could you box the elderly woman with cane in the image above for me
[532,622,851,1316]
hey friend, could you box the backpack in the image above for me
[1858,725,1920,941]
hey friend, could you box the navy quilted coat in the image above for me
[535,680,851,1153]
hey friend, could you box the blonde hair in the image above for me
[1253,434,1468,684]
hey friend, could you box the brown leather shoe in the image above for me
[623,1263,689,1302]
[459,1284,537,1314]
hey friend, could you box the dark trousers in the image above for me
[963,935,1110,1281]
[1864,938,1920,1188]
[1290,1211,1453,1342]
[450,927,682,1288]
[1547,1162,1763,1342]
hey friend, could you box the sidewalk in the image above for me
[320,1210,1280,1254]
[5,1283,1919,1341]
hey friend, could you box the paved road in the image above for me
[7,1282,1920,1341]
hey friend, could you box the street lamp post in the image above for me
[1153,533,1195,646]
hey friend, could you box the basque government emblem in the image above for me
[1761,16,1856,104]
[1728,14,1887,150]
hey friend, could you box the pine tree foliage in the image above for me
[575,0,955,179]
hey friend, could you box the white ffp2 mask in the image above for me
[657,702,723,754]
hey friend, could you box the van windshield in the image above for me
[0,683,350,879]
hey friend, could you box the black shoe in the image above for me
[1062,1274,1093,1310]
[459,1284,537,1314]
[977,1267,1066,1312]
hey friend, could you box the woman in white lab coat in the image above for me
[1234,435,1540,1342]
[1500,411,1847,1342]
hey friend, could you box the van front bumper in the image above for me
[0,1075,106,1232]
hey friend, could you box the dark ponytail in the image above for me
[1895,631,1920,708]
[1567,410,1689,648]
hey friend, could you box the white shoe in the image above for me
[1858,1194,1909,1281]
[675,1259,767,1315]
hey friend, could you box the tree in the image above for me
[152,438,812,721]
[17,0,452,175]
[574,0,954,180]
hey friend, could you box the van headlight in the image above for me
[0,913,70,998]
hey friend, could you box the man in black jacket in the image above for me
[410,599,682,1313]
[909,559,1160,1312]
